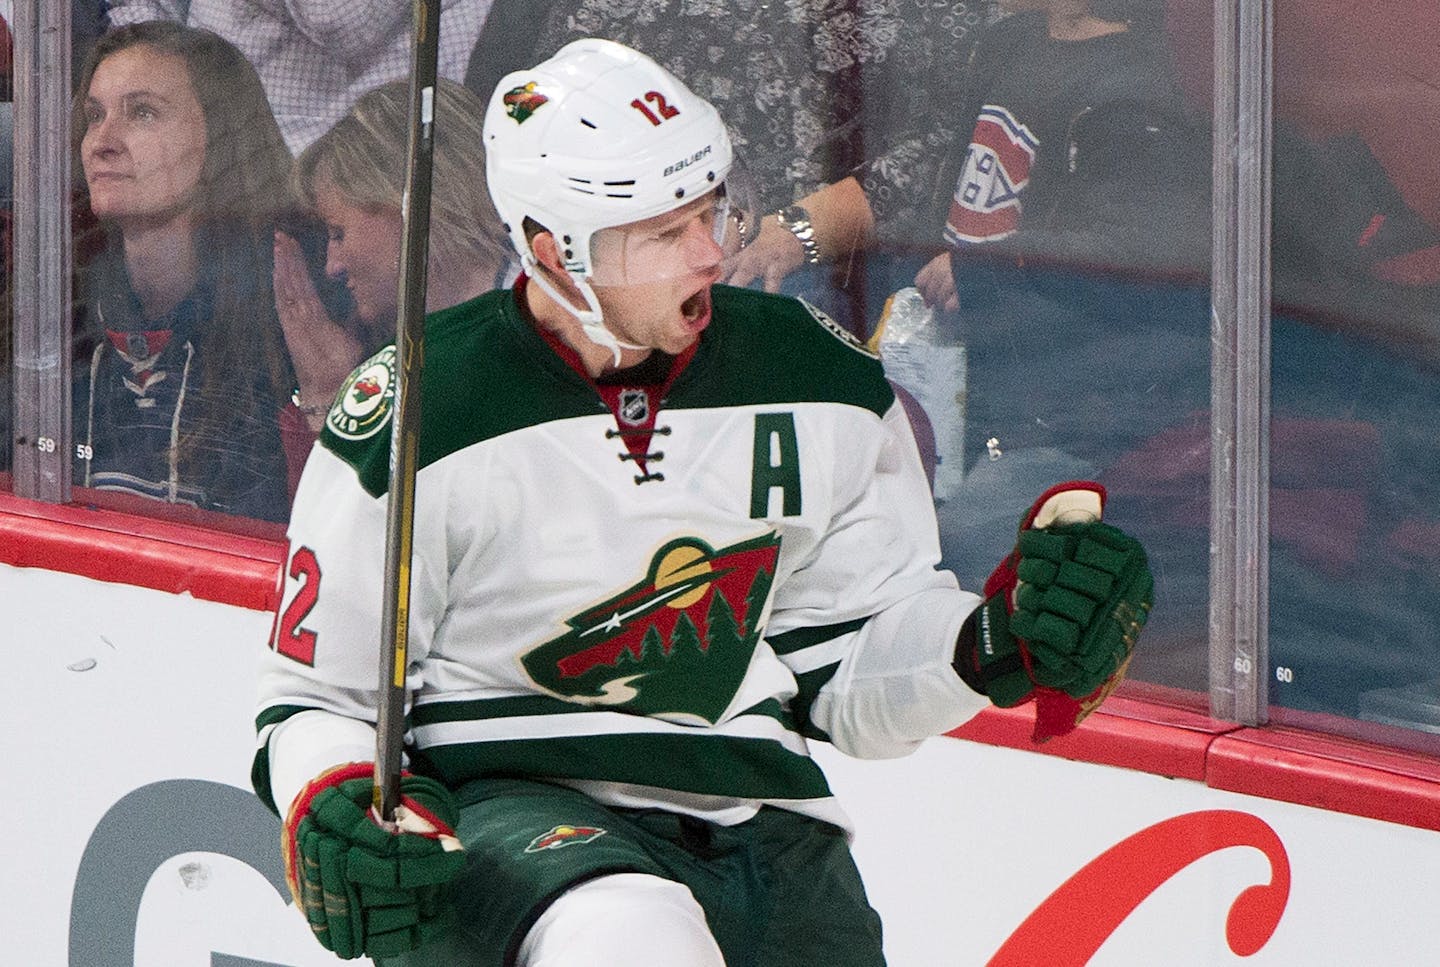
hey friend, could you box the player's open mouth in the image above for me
[681,287,712,331]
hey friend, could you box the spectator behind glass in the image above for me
[466,0,993,330]
[72,22,297,522]
[276,78,510,491]
[898,0,1212,685]
[104,0,493,154]
[915,0,1205,312]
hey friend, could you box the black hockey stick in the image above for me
[375,0,441,824]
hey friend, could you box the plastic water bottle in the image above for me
[870,287,968,502]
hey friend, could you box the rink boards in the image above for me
[4,493,1440,966]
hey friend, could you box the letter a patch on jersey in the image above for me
[521,532,782,725]
[944,105,1039,245]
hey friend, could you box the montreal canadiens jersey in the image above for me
[253,283,986,828]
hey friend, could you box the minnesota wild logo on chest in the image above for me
[521,532,781,724]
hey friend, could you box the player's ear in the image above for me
[530,230,566,276]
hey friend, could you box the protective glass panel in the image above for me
[894,0,1215,702]
[1267,0,1440,742]
[63,14,506,536]
[68,21,299,532]
[473,0,1216,702]
[51,4,1218,701]
[1,4,10,490]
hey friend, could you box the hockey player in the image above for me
[253,38,1152,966]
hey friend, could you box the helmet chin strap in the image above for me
[524,253,647,366]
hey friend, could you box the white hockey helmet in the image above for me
[483,38,735,356]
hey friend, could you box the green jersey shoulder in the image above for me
[319,286,896,497]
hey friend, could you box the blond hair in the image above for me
[298,79,509,283]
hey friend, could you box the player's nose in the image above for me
[684,218,724,271]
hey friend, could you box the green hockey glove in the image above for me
[283,762,466,960]
[956,482,1152,741]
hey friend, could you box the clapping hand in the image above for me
[274,230,364,428]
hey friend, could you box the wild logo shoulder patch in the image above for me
[327,346,396,441]
[799,298,879,359]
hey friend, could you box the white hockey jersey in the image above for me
[253,283,986,828]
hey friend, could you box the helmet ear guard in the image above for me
[482,38,736,359]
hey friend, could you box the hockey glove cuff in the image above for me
[955,481,1153,741]
[283,762,465,960]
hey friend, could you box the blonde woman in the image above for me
[276,79,510,460]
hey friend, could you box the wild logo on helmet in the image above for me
[503,82,548,124]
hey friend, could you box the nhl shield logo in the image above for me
[619,388,650,426]
[126,332,151,359]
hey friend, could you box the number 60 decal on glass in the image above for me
[631,90,680,126]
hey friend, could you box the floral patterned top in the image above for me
[470,0,996,246]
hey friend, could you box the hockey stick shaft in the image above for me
[375,0,441,823]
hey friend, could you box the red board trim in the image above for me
[948,695,1236,784]
[0,493,286,612]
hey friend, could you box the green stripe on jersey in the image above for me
[250,704,315,815]
[321,285,895,497]
[412,694,797,731]
[767,620,873,741]
[767,616,871,656]
[414,731,833,802]
[791,665,841,743]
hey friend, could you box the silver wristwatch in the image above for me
[775,204,822,265]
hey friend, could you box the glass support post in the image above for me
[11,0,73,501]
[1210,0,1272,724]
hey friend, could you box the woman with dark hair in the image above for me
[72,21,303,522]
